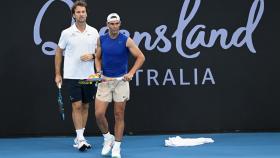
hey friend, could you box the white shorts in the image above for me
[96,77,130,102]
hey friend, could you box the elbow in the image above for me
[141,53,145,63]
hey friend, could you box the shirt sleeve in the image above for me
[94,30,100,49]
[58,30,67,49]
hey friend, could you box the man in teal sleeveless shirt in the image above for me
[94,13,145,158]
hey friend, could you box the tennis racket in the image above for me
[57,83,65,120]
[79,74,124,85]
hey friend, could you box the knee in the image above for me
[72,103,82,112]
[95,111,105,120]
[114,111,124,121]
[82,104,89,111]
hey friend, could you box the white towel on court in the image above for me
[165,136,214,147]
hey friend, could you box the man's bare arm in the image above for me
[55,47,63,86]
[125,37,145,80]
[95,38,102,73]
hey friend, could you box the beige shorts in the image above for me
[96,78,130,102]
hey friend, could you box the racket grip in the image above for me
[58,83,62,89]
[61,113,65,120]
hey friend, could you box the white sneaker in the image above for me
[101,135,115,156]
[73,138,87,151]
[73,137,91,149]
[73,137,78,148]
[111,145,121,158]
[84,140,92,149]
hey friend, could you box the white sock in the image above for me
[103,132,112,140]
[82,128,85,135]
[76,129,85,140]
[113,141,121,149]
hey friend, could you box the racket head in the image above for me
[86,77,102,82]
[87,73,102,82]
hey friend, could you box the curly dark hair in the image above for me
[71,0,88,15]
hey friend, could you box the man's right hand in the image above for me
[55,75,62,88]
[80,53,95,61]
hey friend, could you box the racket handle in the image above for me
[61,111,65,120]
[58,83,62,89]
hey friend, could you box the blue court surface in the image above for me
[1,133,280,158]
